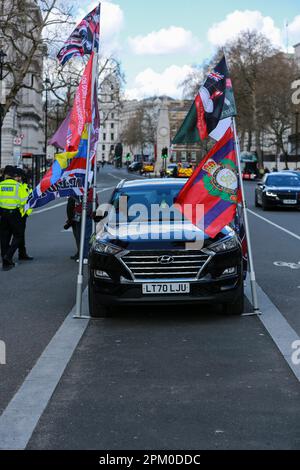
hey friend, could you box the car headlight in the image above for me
[209,235,238,253]
[266,191,278,197]
[93,240,122,255]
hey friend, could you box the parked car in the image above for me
[255,172,300,210]
[141,163,155,174]
[178,163,194,178]
[242,170,257,181]
[128,161,143,173]
[166,164,178,177]
[88,179,244,317]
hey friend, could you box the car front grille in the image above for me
[277,192,298,200]
[121,251,210,281]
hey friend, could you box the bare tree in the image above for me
[224,31,278,167]
[259,53,297,169]
[0,0,73,120]
[121,102,157,158]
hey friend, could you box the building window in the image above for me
[103,133,106,141]
[102,123,106,129]
[110,145,114,151]
[111,113,114,119]
[111,123,114,129]
[111,133,114,141]
[102,145,106,151]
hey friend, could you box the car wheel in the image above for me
[222,283,244,316]
[88,281,110,318]
[261,197,270,211]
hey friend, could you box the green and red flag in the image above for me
[173,57,236,144]
[176,127,241,238]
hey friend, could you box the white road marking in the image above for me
[273,261,300,269]
[108,172,145,181]
[32,202,67,214]
[97,186,116,193]
[108,172,124,181]
[0,289,90,450]
[245,278,300,383]
[248,209,300,241]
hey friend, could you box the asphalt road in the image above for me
[0,167,300,450]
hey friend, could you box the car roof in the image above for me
[117,178,188,189]
[265,171,299,177]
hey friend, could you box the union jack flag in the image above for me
[57,5,100,66]
[208,71,225,82]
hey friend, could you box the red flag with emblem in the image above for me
[65,52,93,152]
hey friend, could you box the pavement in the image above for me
[0,166,300,450]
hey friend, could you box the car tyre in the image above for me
[222,283,244,316]
[261,197,270,211]
[88,281,110,318]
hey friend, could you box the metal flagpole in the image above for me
[74,5,100,318]
[74,122,93,318]
[232,118,261,314]
[92,151,97,234]
[92,5,101,235]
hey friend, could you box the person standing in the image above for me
[14,168,34,261]
[0,166,28,270]
[64,196,80,260]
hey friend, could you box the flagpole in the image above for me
[74,5,100,318]
[74,58,98,319]
[232,118,261,314]
[74,122,93,318]
[92,4,101,234]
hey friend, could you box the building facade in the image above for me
[0,0,44,168]
[97,73,121,163]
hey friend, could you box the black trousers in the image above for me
[18,215,28,257]
[0,210,23,262]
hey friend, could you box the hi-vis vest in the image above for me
[20,183,33,216]
[0,179,28,212]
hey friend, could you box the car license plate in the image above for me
[142,283,190,295]
[283,199,297,204]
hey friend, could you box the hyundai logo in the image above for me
[158,255,174,265]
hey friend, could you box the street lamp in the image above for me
[55,102,60,129]
[44,77,51,157]
[0,48,7,169]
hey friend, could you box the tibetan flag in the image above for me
[57,4,100,66]
[173,57,236,144]
[176,127,240,239]
[65,53,93,153]
[26,128,89,210]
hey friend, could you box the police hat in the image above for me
[14,167,25,178]
[4,165,16,177]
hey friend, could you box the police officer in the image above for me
[0,165,28,270]
[14,168,33,261]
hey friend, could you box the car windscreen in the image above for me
[266,175,300,187]
[110,185,186,222]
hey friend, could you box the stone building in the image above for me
[97,73,121,163]
[0,0,44,169]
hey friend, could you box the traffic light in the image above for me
[162,147,168,159]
